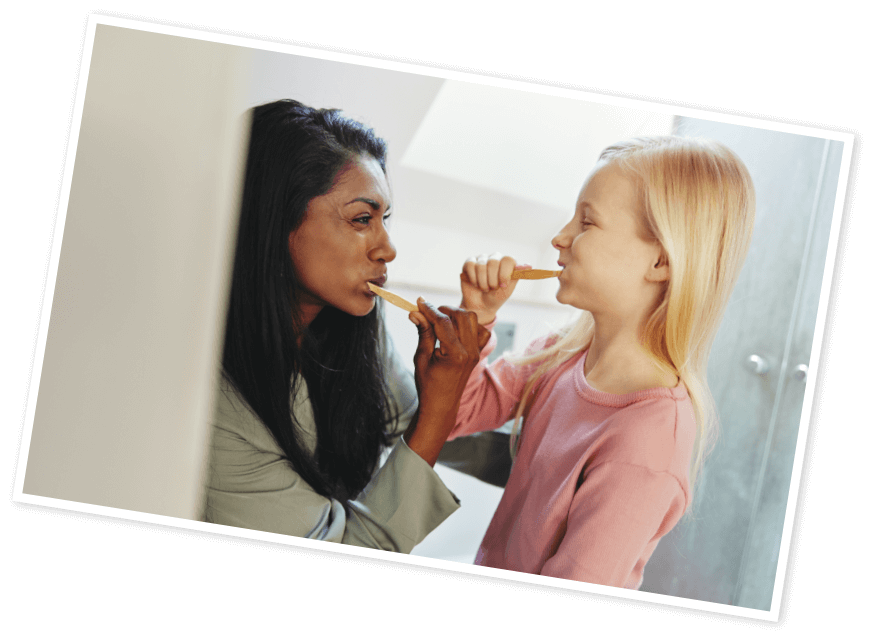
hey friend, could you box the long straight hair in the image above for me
[221,99,398,501]
[507,137,756,500]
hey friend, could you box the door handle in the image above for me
[745,354,771,376]
[792,364,809,382]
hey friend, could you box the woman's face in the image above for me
[288,154,396,323]
[551,161,666,319]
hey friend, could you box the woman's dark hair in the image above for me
[221,99,396,501]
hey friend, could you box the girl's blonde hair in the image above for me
[507,136,756,500]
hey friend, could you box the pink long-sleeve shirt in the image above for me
[450,329,696,589]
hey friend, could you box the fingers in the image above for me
[417,299,462,358]
[477,324,491,350]
[410,304,436,368]
[414,299,486,367]
[463,253,519,293]
[438,305,480,354]
[408,310,427,327]
[499,257,521,285]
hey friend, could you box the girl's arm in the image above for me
[540,461,687,588]
[444,253,540,439]
[538,406,691,588]
[450,325,563,440]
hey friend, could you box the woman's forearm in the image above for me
[403,404,460,466]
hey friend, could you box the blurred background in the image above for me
[21,25,843,612]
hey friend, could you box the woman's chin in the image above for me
[321,293,376,318]
[344,296,378,317]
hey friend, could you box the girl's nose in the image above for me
[552,224,572,250]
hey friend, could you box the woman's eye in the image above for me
[354,213,391,228]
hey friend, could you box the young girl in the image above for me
[444,136,755,589]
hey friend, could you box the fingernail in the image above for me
[418,297,427,305]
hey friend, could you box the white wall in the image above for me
[21,27,250,519]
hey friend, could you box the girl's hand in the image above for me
[460,253,531,325]
[404,299,491,465]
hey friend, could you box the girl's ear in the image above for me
[646,252,670,283]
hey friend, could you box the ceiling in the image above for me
[401,80,675,211]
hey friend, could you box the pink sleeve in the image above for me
[448,325,555,440]
[540,461,687,588]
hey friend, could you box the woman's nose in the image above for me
[370,224,397,263]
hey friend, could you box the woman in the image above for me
[203,99,488,552]
[448,137,755,588]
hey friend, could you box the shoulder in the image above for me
[593,393,696,474]
[498,331,565,374]
[525,331,563,355]
[212,374,284,454]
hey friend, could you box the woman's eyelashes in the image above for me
[351,212,391,227]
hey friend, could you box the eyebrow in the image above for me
[579,201,600,218]
[345,197,391,212]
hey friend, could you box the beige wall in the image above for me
[22,26,250,519]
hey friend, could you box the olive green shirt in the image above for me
[202,342,460,552]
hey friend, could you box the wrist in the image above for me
[476,312,496,326]
[460,298,497,326]
[459,299,497,326]
[404,407,459,467]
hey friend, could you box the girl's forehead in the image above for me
[577,161,640,209]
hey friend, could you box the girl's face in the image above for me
[552,161,667,318]
[289,154,396,324]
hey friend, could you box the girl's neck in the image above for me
[584,314,678,395]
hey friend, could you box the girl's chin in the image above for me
[555,289,584,310]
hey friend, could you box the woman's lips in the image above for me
[368,275,387,288]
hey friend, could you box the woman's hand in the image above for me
[460,253,530,325]
[403,299,491,466]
